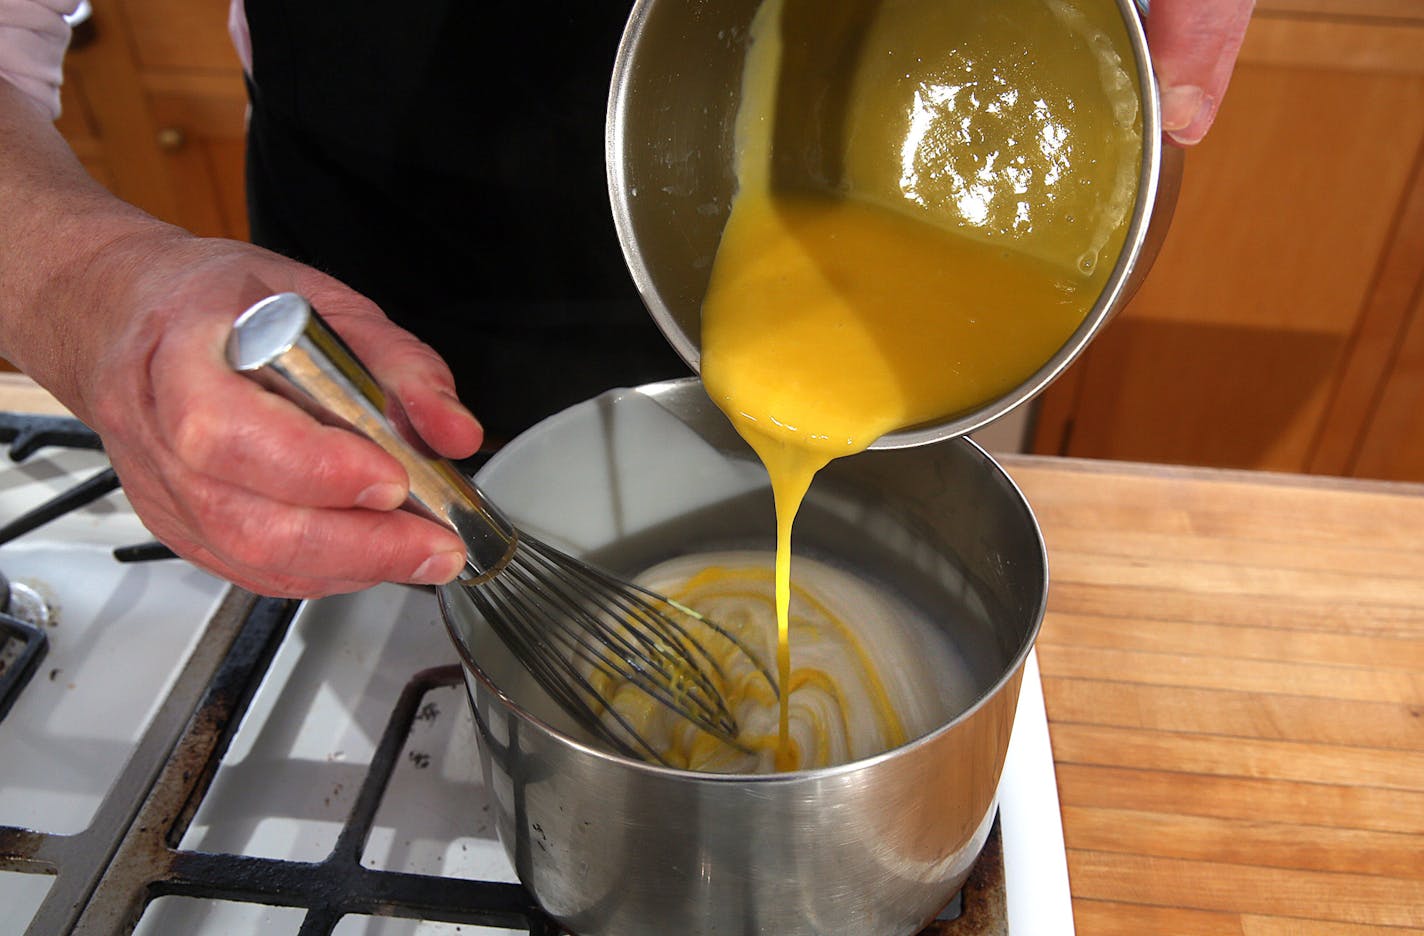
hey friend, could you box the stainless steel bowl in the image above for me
[439,378,1048,935]
[606,0,1183,446]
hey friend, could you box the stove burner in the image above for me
[0,570,49,724]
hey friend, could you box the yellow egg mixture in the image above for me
[605,0,1141,770]
[591,551,976,772]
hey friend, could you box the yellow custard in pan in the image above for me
[589,551,975,773]
[597,0,1141,769]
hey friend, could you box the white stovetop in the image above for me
[0,446,1073,935]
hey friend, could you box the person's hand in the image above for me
[1147,0,1255,146]
[26,223,483,598]
[1,77,481,598]
[100,230,483,598]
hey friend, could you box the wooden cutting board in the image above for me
[1003,455,1424,935]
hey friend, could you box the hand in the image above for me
[1147,0,1255,146]
[1,78,481,598]
[54,227,482,598]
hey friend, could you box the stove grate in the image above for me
[0,413,102,462]
[139,664,557,935]
[0,608,47,725]
[0,409,1007,934]
[0,413,164,561]
[111,647,1002,936]
[55,602,556,936]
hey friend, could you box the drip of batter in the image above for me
[698,0,1140,766]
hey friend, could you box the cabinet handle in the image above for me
[156,127,187,152]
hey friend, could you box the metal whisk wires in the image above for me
[228,292,770,765]
[462,532,775,764]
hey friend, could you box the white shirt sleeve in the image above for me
[228,0,251,77]
[0,0,80,119]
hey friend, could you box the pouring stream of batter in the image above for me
[698,0,1140,767]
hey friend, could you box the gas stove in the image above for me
[0,412,1074,935]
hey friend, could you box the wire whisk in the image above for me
[464,530,780,762]
[227,292,774,763]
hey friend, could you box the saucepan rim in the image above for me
[438,379,1049,784]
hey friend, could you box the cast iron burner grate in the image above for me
[0,413,103,724]
[0,414,173,563]
[0,411,1008,934]
[0,413,104,461]
[0,582,48,725]
[55,644,1003,934]
[1,601,1004,933]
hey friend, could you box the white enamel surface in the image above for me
[1003,650,1077,935]
[0,447,229,934]
[178,585,515,881]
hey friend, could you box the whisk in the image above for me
[227,293,774,764]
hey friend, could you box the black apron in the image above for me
[241,2,687,444]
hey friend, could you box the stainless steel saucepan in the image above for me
[438,378,1047,936]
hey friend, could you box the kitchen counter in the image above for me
[2,373,1420,933]
[1002,454,1424,935]
[0,374,70,416]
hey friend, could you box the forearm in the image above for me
[0,76,181,416]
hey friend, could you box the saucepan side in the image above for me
[438,378,1048,936]
[606,0,1182,446]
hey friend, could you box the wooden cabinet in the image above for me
[1032,1,1424,482]
[53,0,247,241]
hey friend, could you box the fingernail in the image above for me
[355,481,406,511]
[1160,84,1206,133]
[413,550,465,585]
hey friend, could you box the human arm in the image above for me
[1147,0,1256,146]
[0,76,484,597]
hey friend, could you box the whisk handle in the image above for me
[226,292,516,579]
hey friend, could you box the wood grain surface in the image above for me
[1004,455,1424,934]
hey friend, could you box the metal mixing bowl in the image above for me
[439,378,1047,935]
[606,0,1183,446]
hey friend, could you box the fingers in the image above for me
[146,333,415,512]
[135,302,475,595]
[147,278,481,512]
[1148,0,1255,146]
[169,504,464,598]
[71,234,488,597]
[112,446,469,598]
[318,302,484,460]
[186,492,468,592]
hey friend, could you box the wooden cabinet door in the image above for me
[145,74,249,241]
[55,0,248,241]
[1032,6,1424,479]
